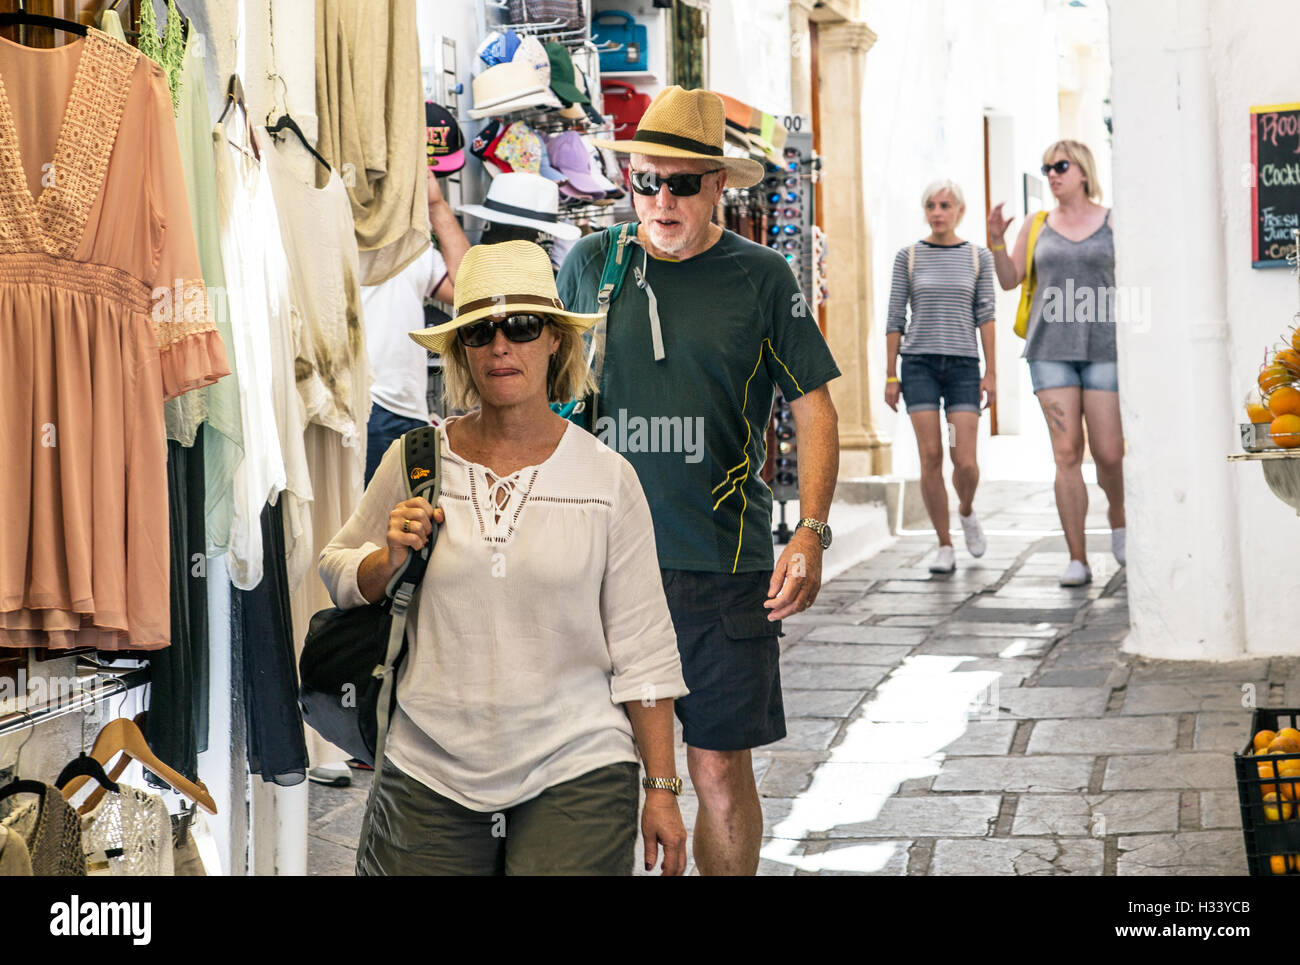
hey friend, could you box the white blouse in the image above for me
[318,418,688,812]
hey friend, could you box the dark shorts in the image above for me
[899,353,982,415]
[661,569,785,751]
[365,402,429,486]
[355,760,639,876]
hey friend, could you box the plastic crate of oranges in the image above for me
[1234,710,1300,875]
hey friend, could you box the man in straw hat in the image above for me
[558,86,841,876]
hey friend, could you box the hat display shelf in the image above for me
[471,0,623,233]
[1229,226,1300,513]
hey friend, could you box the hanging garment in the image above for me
[136,0,185,114]
[1,785,87,876]
[0,28,230,650]
[0,824,32,875]
[212,119,313,591]
[315,0,430,285]
[79,783,175,876]
[232,501,309,787]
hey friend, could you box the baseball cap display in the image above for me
[426,102,465,174]
[488,121,544,176]
[468,36,561,119]
[457,172,581,240]
[470,119,507,167]
[547,130,619,199]
[545,42,588,107]
[475,28,521,72]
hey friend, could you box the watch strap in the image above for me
[642,776,683,795]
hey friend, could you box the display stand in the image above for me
[1227,450,1300,514]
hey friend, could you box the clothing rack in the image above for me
[0,665,150,741]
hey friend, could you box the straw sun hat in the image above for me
[408,241,603,356]
[592,85,765,189]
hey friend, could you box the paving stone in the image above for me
[1103,753,1236,790]
[844,567,943,582]
[805,624,928,645]
[1127,658,1270,683]
[872,615,949,628]
[1121,681,1267,715]
[1046,645,1126,670]
[844,597,965,616]
[1060,626,1131,644]
[757,756,825,797]
[1011,791,1180,836]
[1200,790,1244,830]
[781,611,869,628]
[998,686,1110,719]
[1026,717,1177,754]
[782,641,914,666]
[765,839,911,875]
[1035,668,1113,687]
[1193,712,1253,753]
[769,718,841,752]
[916,635,1053,658]
[932,755,1094,792]
[783,689,864,719]
[871,581,977,596]
[942,621,1061,638]
[936,720,1017,756]
[952,657,1041,688]
[930,837,1104,875]
[781,663,889,691]
[308,833,361,876]
[828,794,1001,838]
[1116,830,1246,876]
[957,604,1082,624]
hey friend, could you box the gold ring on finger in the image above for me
[402,519,409,533]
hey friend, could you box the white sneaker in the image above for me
[1059,560,1092,586]
[307,763,352,787]
[959,510,986,558]
[1112,527,1126,567]
[929,545,956,573]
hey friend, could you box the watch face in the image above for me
[820,524,832,549]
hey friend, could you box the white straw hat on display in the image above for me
[456,172,582,241]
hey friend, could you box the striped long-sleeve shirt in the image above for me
[886,240,997,358]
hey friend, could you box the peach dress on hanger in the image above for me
[0,28,229,650]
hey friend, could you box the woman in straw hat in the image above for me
[320,241,689,876]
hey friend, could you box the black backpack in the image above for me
[299,426,442,774]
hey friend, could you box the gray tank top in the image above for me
[1023,211,1117,362]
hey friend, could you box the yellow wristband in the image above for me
[886,376,899,384]
[990,243,1006,251]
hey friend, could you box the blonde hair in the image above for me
[441,316,597,413]
[1043,139,1101,202]
[921,179,966,213]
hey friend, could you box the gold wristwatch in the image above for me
[642,777,683,795]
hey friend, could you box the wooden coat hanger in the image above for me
[62,716,217,815]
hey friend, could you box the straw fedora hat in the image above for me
[592,86,765,188]
[409,240,603,356]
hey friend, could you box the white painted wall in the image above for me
[1111,0,1300,658]
[861,0,1109,483]
[708,0,793,113]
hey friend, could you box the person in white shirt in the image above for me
[320,241,689,876]
[360,171,471,485]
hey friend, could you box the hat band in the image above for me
[631,128,723,157]
[458,293,565,315]
[483,197,558,223]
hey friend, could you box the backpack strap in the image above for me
[596,221,639,314]
[372,424,442,786]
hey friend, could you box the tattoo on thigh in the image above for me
[1042,400,1068,435]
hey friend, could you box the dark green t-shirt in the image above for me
[556,227,840,574]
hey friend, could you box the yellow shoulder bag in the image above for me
[1013,209,1050,339]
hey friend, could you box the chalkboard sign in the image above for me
[1250,102,1300,268]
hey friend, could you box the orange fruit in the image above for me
[1255,730,1278,751]
[1270,386,1300,417]
[1278,727,1300,743]
[1271,414,1300,448]
[1263,792,1294,821]
[1268,735,1300,754]
[1278,759,1300,778]
[1248,402,1273,423]
[1261,363,1294,394]
[1277,349,1300,376]
[1260,760,1280,795]
[1272,854,1289,874]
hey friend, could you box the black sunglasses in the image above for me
[1041,159,1071,176]
[457,313,549,348]
[629,168,725,197]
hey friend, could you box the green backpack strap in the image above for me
[597,221,639,314]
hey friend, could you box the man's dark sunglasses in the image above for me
[1041,159,1071,176]
[629,168,725,197]
[457,313,549,348]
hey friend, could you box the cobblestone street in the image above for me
[308,481,1279,876]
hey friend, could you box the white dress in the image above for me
[212,119,313,590]
[79,784,174,877]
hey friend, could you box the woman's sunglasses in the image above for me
[629,168,725,197]
[457,313,549,348]
[1041,159,1071,176]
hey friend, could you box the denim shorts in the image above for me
[1027,359,1119,393]
[899,353,981,414]
[661,569,785,751]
